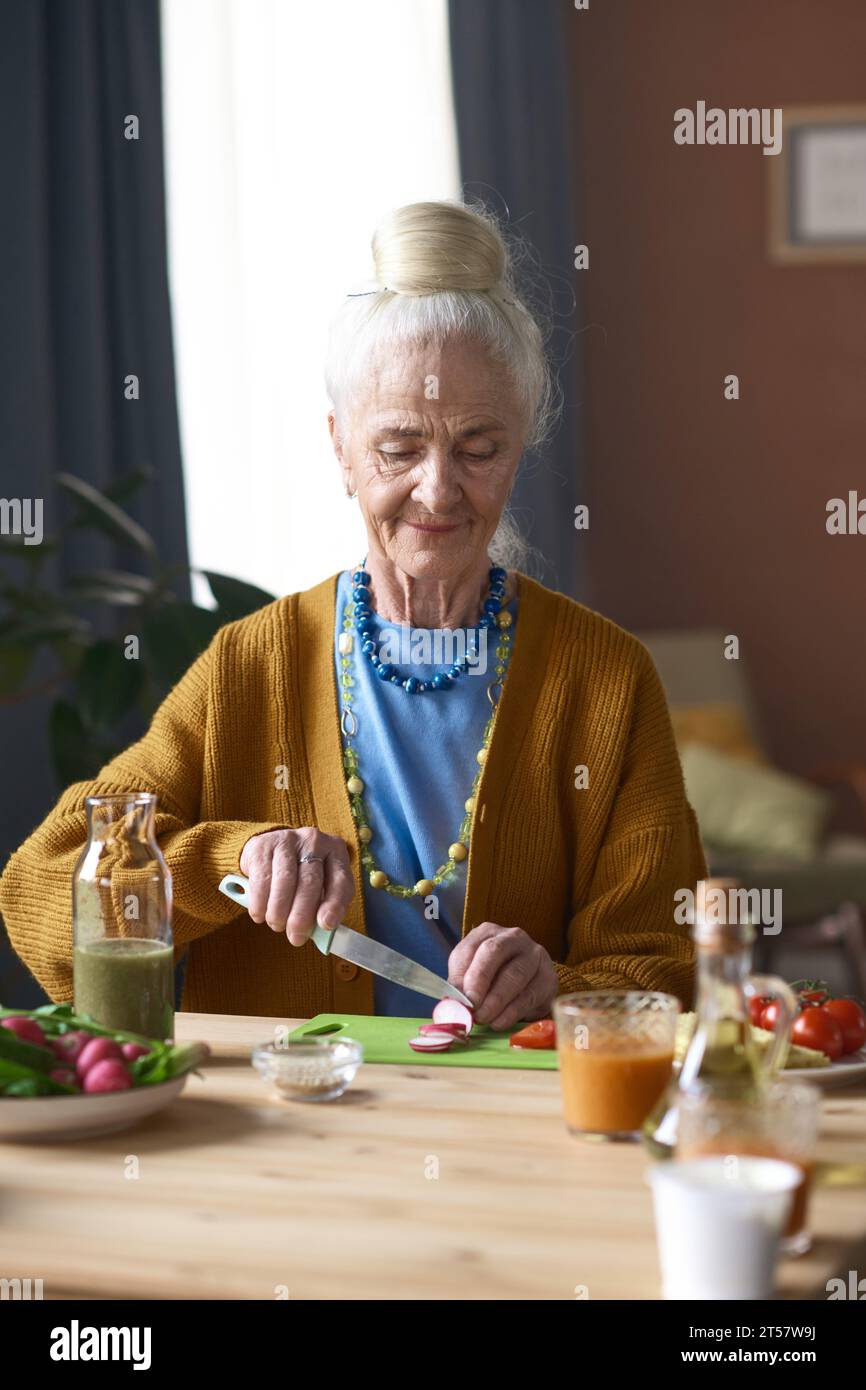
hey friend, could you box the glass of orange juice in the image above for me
[676,1079,821,1255]
[554,992,680,1141]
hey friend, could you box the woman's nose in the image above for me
[414,455,462,510]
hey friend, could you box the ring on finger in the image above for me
[298,853,324,866]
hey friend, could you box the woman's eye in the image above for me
[379,450,417,462]
[461,449,496,462]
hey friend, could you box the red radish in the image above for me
[408,1034,454,1053]
[416,1028,461,1046]
[82,1059,132,1094]
[1,1016,47,1047]
[121,1042,151,1062]
[49,1067,78,1088]
[51,1030,91,1064]
[418,1023,467,1042]
[75,1036,123,1080]
[432,998,474,1036]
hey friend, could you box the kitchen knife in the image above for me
[218,872,473,1007]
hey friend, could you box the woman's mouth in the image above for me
[406,521,461,534]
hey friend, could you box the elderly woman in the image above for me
[0,201,706,1028]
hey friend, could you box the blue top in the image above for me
[332,568,518,1015]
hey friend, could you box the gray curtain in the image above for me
[0,0,189,1003]
[448,0,583,599]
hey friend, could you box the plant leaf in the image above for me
[131,1040,209,1085]
[201,571,276,622]
[69,570,157,607]
[140,603,223,689]
[102,464,156,506]
[67,581,151,607]
[48,699,107,786]
[3,1077,45,1096]
[0,643,35,695]
[55,473,157,557]
[77,639,144,730]
[0,613,90,650]
[0,534,59,557]
[32,1004,76,1021]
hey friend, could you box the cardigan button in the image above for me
[335,960,359,982]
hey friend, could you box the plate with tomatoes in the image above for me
[750,983,866,1088]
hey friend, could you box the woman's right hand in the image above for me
[239,828,355,947]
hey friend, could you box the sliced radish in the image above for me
[419,1022,468,1042]
[416,1027,461,1044]
[432,998,474,1036]
[408,1034,454,1053]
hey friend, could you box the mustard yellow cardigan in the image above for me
[0,572,706,1018]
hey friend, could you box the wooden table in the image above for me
[1,1012,864,1300]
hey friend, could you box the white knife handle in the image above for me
[217,873,335,955]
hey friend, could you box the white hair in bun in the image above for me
[325,200,557,453]
[371,201,507,295]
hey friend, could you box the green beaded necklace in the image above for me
[337,570,515,899]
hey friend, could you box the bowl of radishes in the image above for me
[0,1004,209,1141]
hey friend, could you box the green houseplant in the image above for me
[0,467,275,788]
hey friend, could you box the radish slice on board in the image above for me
[419,1022,468,1041]
[432,998,474,1035]
[408,1034,454,1053]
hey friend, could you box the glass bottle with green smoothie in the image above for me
[73,793,174,1040]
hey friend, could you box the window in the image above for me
[161,0,461,600]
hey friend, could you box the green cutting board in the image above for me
[289,1014,559,1070]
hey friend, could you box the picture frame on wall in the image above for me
[768,104,866,264]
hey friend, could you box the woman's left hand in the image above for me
[447,922,559,1031]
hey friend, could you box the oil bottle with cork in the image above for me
[642,877,797,1158]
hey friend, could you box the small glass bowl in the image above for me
[251,1037,363,1103]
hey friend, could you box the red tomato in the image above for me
[759,1000,783,1033]
[799,988,830,1008]
[792,1006,844,1061]
[509,1019,556,1049]
[749,996,771,1027]
[822,999,866,1056]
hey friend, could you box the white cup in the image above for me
[647,1155,800,1300]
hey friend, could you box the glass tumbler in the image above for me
[676,1078,822,1255]
[554,991,680,1140]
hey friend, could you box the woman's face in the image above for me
[330,338,525,580]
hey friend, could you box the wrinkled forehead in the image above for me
[345,335,521,423]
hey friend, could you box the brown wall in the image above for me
[572,0,866,777]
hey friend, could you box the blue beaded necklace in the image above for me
[336,560,516,899]
[350,561,509,692]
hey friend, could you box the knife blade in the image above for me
[218,873,472,1007]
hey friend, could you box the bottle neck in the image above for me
[85,797,159,865]
[87,798,155,839]
[694,944,751,1021]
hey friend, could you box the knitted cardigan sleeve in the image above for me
[554,647,707,1010]
[0,637,289,1003]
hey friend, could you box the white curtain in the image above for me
[160,0,461,602]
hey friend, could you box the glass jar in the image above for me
[72,793,174,1040]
